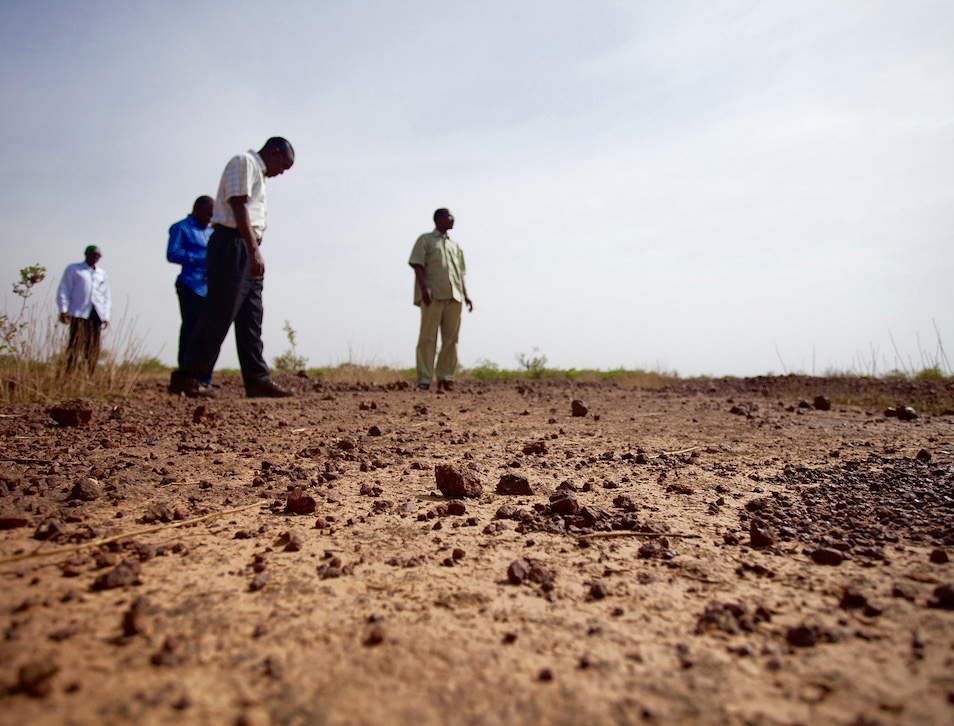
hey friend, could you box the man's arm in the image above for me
[101,272,111,329]
[166,223,191,265]
[56,267,72,324]
[229,196,265,278]
[409,263,432,306]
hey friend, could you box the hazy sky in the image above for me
[2,0,952,377]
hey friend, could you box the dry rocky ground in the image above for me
[0,374,953,726]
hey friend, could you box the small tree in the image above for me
[516,347,548,379]
[1,265,46,357]
[273,320,308,373]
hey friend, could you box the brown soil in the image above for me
[1,375,953,725]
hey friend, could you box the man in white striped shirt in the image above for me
[169,137,295,398]
[57,245,111,375]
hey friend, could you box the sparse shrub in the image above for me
[1,265,46,356]
[273,320,308,373]
[516,348,548,379]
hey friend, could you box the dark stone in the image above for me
[810,548,845,566]
[916,448,932,462]
[0,512,30,530]
[68,478,102,502]
[507,559,530,584]
[929,549,949,564]
[927,583,954,610]
[49,398,93,427]
[839,588,867,609]
[549,490,579,515]
[749,518,777,548]
[249,573,268,592]
[785,625,818,648]
[496,474,534,496]
[434,464,483,499]
[92,559,141,591]
[896,406,918,421]
[813,396,831,411]
[587,582,610,601]
[285,488,317,514]
[364,624,386,646]
[16,658,59,697]
[571,399,588,417]
[122,596,149,636]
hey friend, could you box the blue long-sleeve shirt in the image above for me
[167,215,212,296]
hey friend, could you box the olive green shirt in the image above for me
[408,230,466,307]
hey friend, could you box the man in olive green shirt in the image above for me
[408,208,473,391]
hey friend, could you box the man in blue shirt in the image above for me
[167,196,215,384]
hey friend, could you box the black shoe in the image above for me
[418,382,430,391]
[437,380,454,392]
[168,376,216,398]
[246,380,293,398]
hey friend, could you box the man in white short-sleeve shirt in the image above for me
[169,137,295,399]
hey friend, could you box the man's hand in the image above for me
[465,297,473,313]
[59,312,71,325]
[421,286,433,306]
[102,321,109,330]
[250,246,265,278]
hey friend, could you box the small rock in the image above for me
[508,559,531,584]
[929,549,949,564]
[549,490,579,515]
[571,400,588,417]
[49,398,93,427]
[896,406,919,421]
[249,573,268,592]
[280,530,306,552]
[192,405,215,424]
[285,489,317,515]
[810,548,845,566]
[92,559,141,590]
[496,474,534,496]
[916,448,932,462]
[122,596,149,636]
[68,478,102,502]
[434,464,483,499]
[927,583,954,610]
[813,396,831,411]
[17,658,59,697]
[364,624,385,646]
[786,625,818,648]
[749,519,777,548]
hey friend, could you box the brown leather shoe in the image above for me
[168,376,216,398]
[246,380,293,398]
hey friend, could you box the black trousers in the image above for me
[174,226,269,387]
[65,308,102,375]
[175,280,216,384]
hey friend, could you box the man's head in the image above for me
[84,245,102,268]
[434,208,454,234]
[192,195,214,228]
[259,137,295,178]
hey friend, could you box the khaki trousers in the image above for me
[416,299,462,385]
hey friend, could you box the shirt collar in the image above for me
[248,150,266,172]
[433,228,449,240]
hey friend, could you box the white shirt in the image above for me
[211,150,268,239]
[57,262,111,321]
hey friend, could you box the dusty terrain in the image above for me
[1,375,953,726]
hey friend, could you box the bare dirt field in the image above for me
[1,374,953,726]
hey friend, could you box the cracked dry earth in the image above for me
[1,375,953,726]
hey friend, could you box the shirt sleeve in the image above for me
[221,154,252,202]
[166,222,190,265]
[408,235,428,267]
[101,272,111,322]
[56,267,72,313]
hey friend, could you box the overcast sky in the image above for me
[2,0,952,377]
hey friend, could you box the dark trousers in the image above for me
[65,309,102,375]
[175,281,216,384]
[174,227,269,387]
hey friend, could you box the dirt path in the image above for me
[1,376,952,725]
